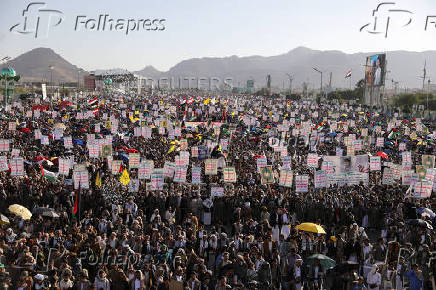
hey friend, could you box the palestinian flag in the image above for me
[41,164,58,181]
[345,70,352,78]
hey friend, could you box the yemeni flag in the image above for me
[88,97,98,106]
[88,97,99,115]
[345,70,352,78]
[41,164,58,181]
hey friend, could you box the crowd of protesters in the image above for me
[0,92,434,290]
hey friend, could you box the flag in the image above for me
[95,171,102,188]
[203,98,210,105]
[345,70,352,78]
[120,169,130,185]
[41,164,58,181]
[72,190,78,219]
[88,97,98,106]
[168,144,176,154]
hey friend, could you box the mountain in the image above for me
[160,47,436,90]
[133,66,163,79]
[2,47,86,83]
[3,47,435,88]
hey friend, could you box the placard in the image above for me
[129,153,140,169]
[315,170,327,188]
[370,156,381,171]
[191,166,202,184]
[223,167,237,183]
[295,175,309,193]
[260,166,274,184]
[279,169,293,187]
[205,159,218,175]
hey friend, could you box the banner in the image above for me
[10,157,24,176]
[64,137,73,149]
[73,170,89,189]
[260,166,274,184]
[205,159,218,175]
[307,154,318,168]
[191,166,202,184]
[0,156,8,172]
[88,145,99,158]
[315,170,327,188]
[164,161,176,178]
[370,156,381,171]
[295,175,309,193]
[223,167,237,183]
[58,158,70,175]
[101,145,112,158]
[399,143,406,151]
[142,127,152,139]
[151,169,164,190]
[41,135,49,145]
[383,168,394,185]
[111,160,122,175]
[416,165,427,180]
[173,166,187,183]
[414,180,432,198]
[129,153,140,169]
[34,129,42,140]
[422,155,435,169]
[138,160,154,179]
[191,146,198,158]
[376,137,384,147]
[279,169,293,187]
[256,157,267,172]
[198,146,208,160]
[128,179,140,192]
[282,156,291,169]
[211,187,224,198]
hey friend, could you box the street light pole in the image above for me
[313,68,323,97]
[286,73,294,95]
[427,79,431,111]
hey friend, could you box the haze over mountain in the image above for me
[3,47,435,89]
[2,48,86,84]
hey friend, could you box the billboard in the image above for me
[365,54,386,87]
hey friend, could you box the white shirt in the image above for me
[367,271,381,290]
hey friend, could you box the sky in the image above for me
[1,0,436,71]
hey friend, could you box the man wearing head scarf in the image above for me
[366,265,382,290]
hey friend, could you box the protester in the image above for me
[0,93,434,289]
